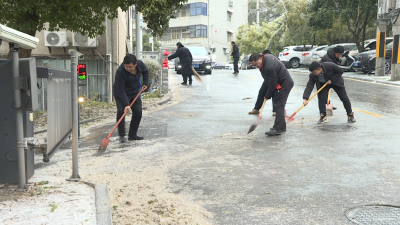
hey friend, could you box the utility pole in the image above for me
[256,0,260,26]
[136,9,142,60]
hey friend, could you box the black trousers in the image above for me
[233,57,239,73]
[115,96,142,137]
[272,78,294,131]
[254,81,275,112]
[182,74,193,83]
[317,84,352,116]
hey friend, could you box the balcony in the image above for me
[169,15,208,28]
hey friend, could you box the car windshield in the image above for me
[351,46,358,51]
[387,42,393,49]
[187,46,207,55]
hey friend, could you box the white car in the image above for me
[278,45,313,68]
[225,61,241,70]
[301,45,328,67]
[310,43,356,63]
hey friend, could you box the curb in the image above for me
[83,182,112,225]
[343,75,400,86]
[142,94,173,110]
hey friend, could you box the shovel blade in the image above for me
[98,138,109,153]
[326,104,333,116]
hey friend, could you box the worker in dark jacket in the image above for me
[249,49,277,116]
[320,45,345,110]
[249,53,294,136]
[168,42,194,85]
[230,41,240,74]
[113,54,149,143]
[303,61,356,124]
[321,45,344,64]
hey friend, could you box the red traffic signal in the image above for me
[77,64,87,80]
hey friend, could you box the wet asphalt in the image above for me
[66,68,400,224]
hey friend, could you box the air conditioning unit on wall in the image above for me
[386,0,396,13]
[44,31,69,47]
[229,0,234,7]
[72,33,98,47]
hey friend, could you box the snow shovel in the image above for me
[326,89,333,116]
[287,82,328,122]
[248,98,267,134]
[98,87,147,153]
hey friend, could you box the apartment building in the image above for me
[160,0,248,62]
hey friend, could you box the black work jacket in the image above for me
[261,54,292,99]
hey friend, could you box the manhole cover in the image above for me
[317,125,356,132]
[345,205,400,225]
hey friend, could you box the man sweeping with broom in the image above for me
[168,42,202,85]
[303,61,356,124]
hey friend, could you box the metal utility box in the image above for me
[0,59,35,184]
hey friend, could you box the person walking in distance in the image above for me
[249,52,294,136]
[303,61,356,124]
[230,41,240,74]
[168,42,194,85]
[113,54,149,143]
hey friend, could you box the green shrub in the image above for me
[141,58,161,91]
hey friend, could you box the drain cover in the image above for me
[345,205,400,225]
[317,125,356,132]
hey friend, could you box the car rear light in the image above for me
[283,52,289,56]
[302,53,309,56]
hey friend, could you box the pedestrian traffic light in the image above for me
[77,64,87,86]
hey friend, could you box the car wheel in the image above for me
[289,58,300,68]
[177,70,181,74]
[206,70,212,74]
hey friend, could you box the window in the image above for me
[227,33,232,42]
[190,25,207,38]
[182,28,187,38]
[190,3,207,16]
[227,12,232,22]
[171,29,178,40]
[181,6,187,17]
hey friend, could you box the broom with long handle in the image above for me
[191,66,203,82]
[98,86,147,152]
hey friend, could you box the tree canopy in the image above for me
[0,0,186,55]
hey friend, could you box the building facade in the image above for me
[160,0,248,62]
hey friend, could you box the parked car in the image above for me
[212,62,225,69]
[278,45,314,68]
[348,38,393,57]
[225,61,241,70]
[310,43,357,64]
[240,54,256,70]
[168,59,175,69]
[174,46,212,74]
[301,45,328,67]
[353,41,393,74]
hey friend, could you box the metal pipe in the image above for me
[10,43,26,189]
[68,51,80,181]
[136,10,142,59]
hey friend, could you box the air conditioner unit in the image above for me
[44,31,69,47]
[72,33,98,47]
[229,0,234,7]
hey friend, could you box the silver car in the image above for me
[301,45,328,66]
[310,43,357,63]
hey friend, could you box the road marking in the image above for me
[340,106,384,117]
[247,76,256,79]
[344,77,400,88]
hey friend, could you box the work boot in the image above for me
[181,82,187,85]
[265,128,281,136]
[333,107,337,110]
[189,81,192,85]
[128,135,144,141]
[119,136,127,143]
[348,112,356,122]
[248,109,259,114]
[318,113,327,124]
